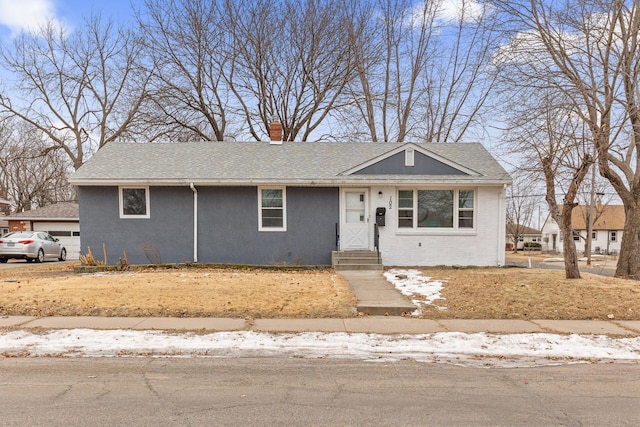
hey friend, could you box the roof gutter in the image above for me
[69,178,513,187]
[190,183,198,263]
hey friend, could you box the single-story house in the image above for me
[69,135,511,267]
[506,224,542,250]
[541,204,625,255]
[4,202,80,259]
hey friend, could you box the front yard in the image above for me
[0,260,638,320]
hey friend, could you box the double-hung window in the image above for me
[119,186,150,219]
[397,189,475,230]
[457,190,474,228]
[259,187,286,231]
[398,190,414,228]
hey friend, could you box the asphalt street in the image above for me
[1,358,639,426]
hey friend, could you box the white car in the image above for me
[0,231,67,263]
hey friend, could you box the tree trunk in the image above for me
[615,203,640,279]
[560,204,581,279]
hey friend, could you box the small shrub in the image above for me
[118,249,129,271]
[80,246,105,266]
[141,242,162,264]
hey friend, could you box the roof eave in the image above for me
[70,177,512,187]
[4,217,79,221]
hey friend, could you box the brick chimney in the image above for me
[269,117,283,144]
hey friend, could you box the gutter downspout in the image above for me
[190,183,198,263]
[498,184,507,266]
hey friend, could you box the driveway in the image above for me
[0,259,74,270]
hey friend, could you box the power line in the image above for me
[506,192,619,198]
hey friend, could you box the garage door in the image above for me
[33,222,81,260]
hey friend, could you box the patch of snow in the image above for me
[0,329,638,368]
[384,269,446,315]
[578,255,605,261]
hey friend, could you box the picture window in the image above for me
[397,189,475,229]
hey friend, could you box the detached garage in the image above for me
[6,202,80,260]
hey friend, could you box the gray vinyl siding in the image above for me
[78,186,194,265]
[354,151,468,175]
[78,186,339,266]
[197,186,338,265]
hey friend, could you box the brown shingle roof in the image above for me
[506,224,541,235]
[6,202,79,220]
[571,204,625,230]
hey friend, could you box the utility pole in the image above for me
[586,161,596,266]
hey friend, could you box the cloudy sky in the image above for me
[0,0,486,36]
[0,0,133,36]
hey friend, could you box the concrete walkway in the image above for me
[338,270,416,316]
[1,315,639,336]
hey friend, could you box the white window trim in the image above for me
[457,189,475,229]
[396,188,476,233]
[119,186,150,219]
[258,186,287,232]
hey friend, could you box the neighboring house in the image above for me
[5,202,80,259]
[0,197,10,236]
[541,204,625,254]
[69,135,511,267]
[506,225,542,250]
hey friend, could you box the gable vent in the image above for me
[405,148,415,167]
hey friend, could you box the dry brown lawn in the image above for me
[0,257,639,320]
[0,263,357,319]
[413,266,640,320]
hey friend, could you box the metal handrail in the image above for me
[374,223,380,264]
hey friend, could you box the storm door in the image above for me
[341,190,369,250]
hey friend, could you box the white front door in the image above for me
[342,190,369,250]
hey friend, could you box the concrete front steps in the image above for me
[331,250,383,271]
[332,251,416,316]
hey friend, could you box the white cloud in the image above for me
[437,0,486,24]
[0,0,60,34]
[407,0,487,31]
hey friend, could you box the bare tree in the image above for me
[225,0,358,141]
[136,0,233,141]
[501,89,593,278]
[0,14,150,170]
[506,175,537,253]
[341,0,500,142]
[574,167,614,264]
[0,118,73,212]
[497,0,640,279]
